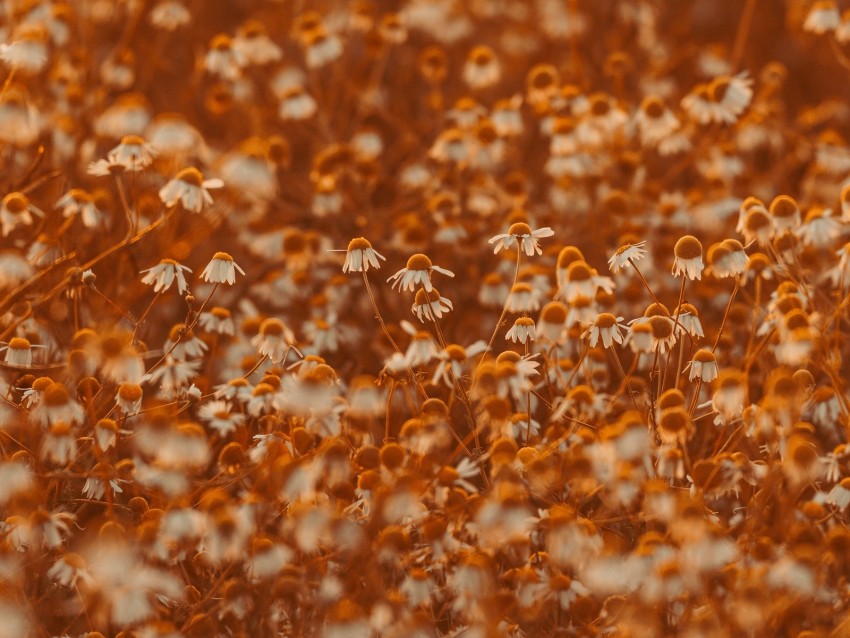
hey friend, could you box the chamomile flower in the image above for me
[107,135,158,170]
[115,383,143,415]
[388,253,454,292]
[0,26,48,73]
[2,337,35,366]
[342,237,386,273]
[198,400,246,436]
[412,288,453,322]
[55,189,104,229]
[686,348,719,382]
[505,317,537,344]
[804,0,840,33]
[489,222,555,256]
[608,241,647,273]
[140,259,192,294]
[707,239,748,278]
[158,167,224,212]
[1,191,44,237]
[672,235,705,280]
[197,307,235,335]
[252,318,298,364]
[201,252,246,285]
[583,313,627,348]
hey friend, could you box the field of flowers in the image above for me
[3,0,850,636]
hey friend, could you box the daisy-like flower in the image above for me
[164,325,208,361]
[401,321,440,366]
[672,235,704,280]
[463,45,501,89]
[107,135,158,170]
[0,26,48,73]
[537,301,568,344]
[583,313,627,348]
[204,33,246,79]
[143,357,201,398]
[648,315,678,354]
[342,237,386,273]
[432,341,488,388]
[505,317,537,344]
[140,258,192,294]
[676,303,705,338]
[198,399,246,436]
[158,167,224,212]
[608,241,647,273]
[489,222,555,256]
[149,0,191,30]
[682,73,753,125]
[55,189,104,229]
[412,288,453,322]
[1,191,44,237]
[115,383,143,415]
[387,253,454,292]
[686,348,719,382]
[31,383,85,428]
[770,195,802,231]
[634,96,681,147]
[201,252,246,285]
[2,337,36,366]
[197,307,235,335]
[798,207,842,248]
[252,318,298,364]
[707,239,748,278]
[558,261,615,302]
[804,0,840,33]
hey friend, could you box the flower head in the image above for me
[412,288,453,322]
[608,241,647,273]
[672,235,704,280]
[140,259,192,294]
[505,317,536,344]
[201,252,245,285]
[489,222,555,256]
[158,167,224,212]
[388,253,454,292]
[342,237,386,273]
[583,313,627,349]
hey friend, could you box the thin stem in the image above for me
[712,280,740,352]
[147,283,218,374]
[664,276,687,391]
[385,380,396,442]
[362,272,402,353]
[730,0,757,71]
[688,379,703,415]
[629,259,666,310]
[242,354,268,380]
[473,250,522,383]
[89,284,136,323]
[609,347,640,413]
[113,174,135,235]
[525,339,532,446]
[432,313,480,451]
[132,289,164,344]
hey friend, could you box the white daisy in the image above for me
[158,167,224,212]
[387,253,454,292]
[489,222,555,256]
[201,252,246,285]
[140,259,192,294]
[342,237,386,273]
[608,241,648,273]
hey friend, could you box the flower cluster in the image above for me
[4,1,850,636]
